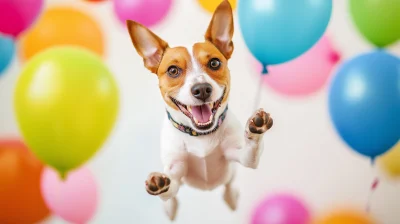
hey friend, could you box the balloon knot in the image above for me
[58,171,68,181]
[329,51,341,63]
[261,65,268,75]
[370,157,376,166]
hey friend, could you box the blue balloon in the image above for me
[0,35,15,75]
[238,0,332,72]
[329,51,400,160]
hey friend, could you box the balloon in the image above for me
[0,0,43,37]
[349,0,400,48]
[328,51,400,160]
[20,7,105,61]
[41,167,98,224]
[238,0,332,72]
[314,209,377,224]
[197,0,236,13]
[378,142,400,179]
[14,47,119,177]
[0,35,15,75]
[113,0,173,27]
[0,139,50,224]
[252,36,340,96]
[251,193,311,224]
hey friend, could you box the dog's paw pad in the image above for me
[248,109,273,134]
[145,172,171,196]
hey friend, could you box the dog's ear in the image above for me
[204,0,234,59]
[127,20,169,73]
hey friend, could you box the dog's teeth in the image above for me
[188,106,192,113]
[209,114,213,121]
[193,117,198,124]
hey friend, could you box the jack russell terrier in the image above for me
[126,0,273,221]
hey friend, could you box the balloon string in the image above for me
[365,177,379,213]
[253,65,268,111]
[253,73,263,111]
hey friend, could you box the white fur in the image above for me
[154,45,266,220]
[175,44,224,108]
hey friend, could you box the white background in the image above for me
[1,0,399,223]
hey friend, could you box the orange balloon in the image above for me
[20,7,104,61]
[0,139,50,224]
[313,209,377,224]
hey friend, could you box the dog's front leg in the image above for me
[145,149,187,221]
[224,109,273,169]
[145,155,187,197]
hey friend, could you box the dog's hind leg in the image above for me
[223,167,239,211]
[164,197,178,221]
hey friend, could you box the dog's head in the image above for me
[127,1,233,133]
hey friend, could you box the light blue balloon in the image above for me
[0,35,15,75]
[238,0,332,72]
[329,51,400,161]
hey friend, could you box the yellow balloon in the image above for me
[14,46,119,177]
[378,141,400,178]
[313,209,377,224]
[197,0,236,13]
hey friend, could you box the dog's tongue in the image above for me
[191,104,212,123]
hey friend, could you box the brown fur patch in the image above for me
[193,42,231,104]
[157,47,192,109]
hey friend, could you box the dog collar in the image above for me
[166,106,228,136]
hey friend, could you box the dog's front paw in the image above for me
[247,109,273,135]
[145,172,171,196]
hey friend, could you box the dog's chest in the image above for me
[183,135,230,190]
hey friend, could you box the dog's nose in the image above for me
[191,83,213,101]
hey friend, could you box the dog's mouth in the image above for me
[171,90,225,130]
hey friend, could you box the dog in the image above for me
[126,0,273,221]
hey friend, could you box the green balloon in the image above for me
[349,0,400,47]
[14,47,119,177]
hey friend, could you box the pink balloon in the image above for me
[251,193,311,224]
[113,0,173,27]
[0,0,44,38]
[252,36,341,96]
[41,167,98,224]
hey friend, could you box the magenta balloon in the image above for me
[113,0,173,27]
[0,0,44,38]
[252,36,341,97]
[251,193,311,224]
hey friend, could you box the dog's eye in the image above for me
[208,58,221,70]
[167,66,181,78]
